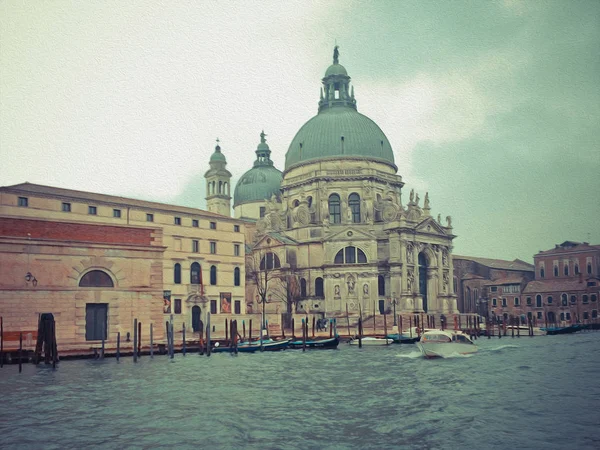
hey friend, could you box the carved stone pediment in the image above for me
[326,227,375,241]
[415,217,448,236]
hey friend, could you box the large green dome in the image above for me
[284,50,395,170]
[233,131,283,207]
[285,106,394,169]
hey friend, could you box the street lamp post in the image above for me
[391,295,398,326]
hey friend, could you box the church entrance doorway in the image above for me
[418,253,428,312]
[192,305,201,332]
[378,299,385,315]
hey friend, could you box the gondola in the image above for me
[288,336,340,350]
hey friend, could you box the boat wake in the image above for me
[396,351,422,359]
[485,344,519,352]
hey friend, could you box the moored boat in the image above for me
[215,338,291,352]
[505,325,545,336]
[288,336,340,350]
[542,324,582,335]
[416,329,478,358]
[349,336,394,346]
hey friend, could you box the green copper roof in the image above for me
[284,48,395,170]
[233,131,283,207]
[210,143,227,162]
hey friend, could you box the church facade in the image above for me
[232,49,458,319]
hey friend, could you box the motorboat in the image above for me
[349,336,394,346]
[416,330,478,358]
[542,324,582,335]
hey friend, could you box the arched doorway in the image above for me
[547,311,556,324]
[192,305,201,332]
[418,253,428,312]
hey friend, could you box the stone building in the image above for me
[522,241,600,325]
[235,49,458,319]
[452,255,534,317]
[0,181,247,348]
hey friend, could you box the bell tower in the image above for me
[204,139,232,216]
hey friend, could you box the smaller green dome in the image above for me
[325,63,348,77]
[210,144,227,162]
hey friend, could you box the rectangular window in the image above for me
[146,213,154,222]
[547,296,553,304]
[88,206,97,215]
[62,202,71,212]
[18,197,28,207]
[85,303,108,341]
[592,294,597,302]
[345,246,356,264]
[492,298,497,307]
[113,209,121,218]
[174,216,181,225]
[587,281,597,287]
[259,207,266,218]
[537,312,543,320]
[210,242,217,254]
[234,244,240,256]
[210,221,217,229]
[502,298,507,307]
[583,311,589,320]
[234,300,241,314]
[583,295,589,304]
[192,240,199,253]
[210,299,217,314]
[566,312,571,321]
[491,286,497,292]
[526,297,532,306]
[192,219,199,227]
[514,297,519,306]
[234,224,240,232]
[174,299,182,314]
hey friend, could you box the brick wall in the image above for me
[0,217,156,246]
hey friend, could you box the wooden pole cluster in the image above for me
[116,332,121,361]
[206,312,211,357]
[34,313,58,367]
[133,318,138,362]
[150,324,154,358]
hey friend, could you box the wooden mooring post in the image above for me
[182,323,186,356]
[170,322,175,359]
[133,318,138,363]
[346,303,351,338]
[116,332,121,362]
[302,318,306,352]
[206,312,211,357]
[1,316,4,368]
[150,324,153,358]
[138,321,142,357]
[18,332,23,373]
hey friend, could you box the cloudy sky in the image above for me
[2,1,599,262]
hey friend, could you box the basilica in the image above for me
[208,48,458,318]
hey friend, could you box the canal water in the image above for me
[1,333,599,450]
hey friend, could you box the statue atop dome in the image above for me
[333,45,340,64]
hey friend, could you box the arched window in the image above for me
[540,267,545,278]
[334,246,367,264]
[328,194,341,224]
[587,263,592,275]
[554,266,558,277]
[218,181,223,194]
[191,262,201,285]
[561,293,568,306]
[575,264,579,274]
[79,270,113,287]
[378,275,385,296]
[300,278,307,297]
[348,193,361,223]
[260,252,281,270]
[547,296,553,304]
[570,295,577,304]
[210,265,217,285]
[174,263,181,284]
[315,277,324,297]
[536,295,542,307]
[564,264,569,276]
[234,267,240,286]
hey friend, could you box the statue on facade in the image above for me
[424,192,430,209]
[363,283,369,296]
[415,193,420,206]
[442,249,449,267]
[334,284,340,297]
[437,214,441,224]
[407,270,415,293]
[446,216,452,227]
[347,275,356,294]
[443,272,449,292]
[406,242,414,264]
[409,189,414,204]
